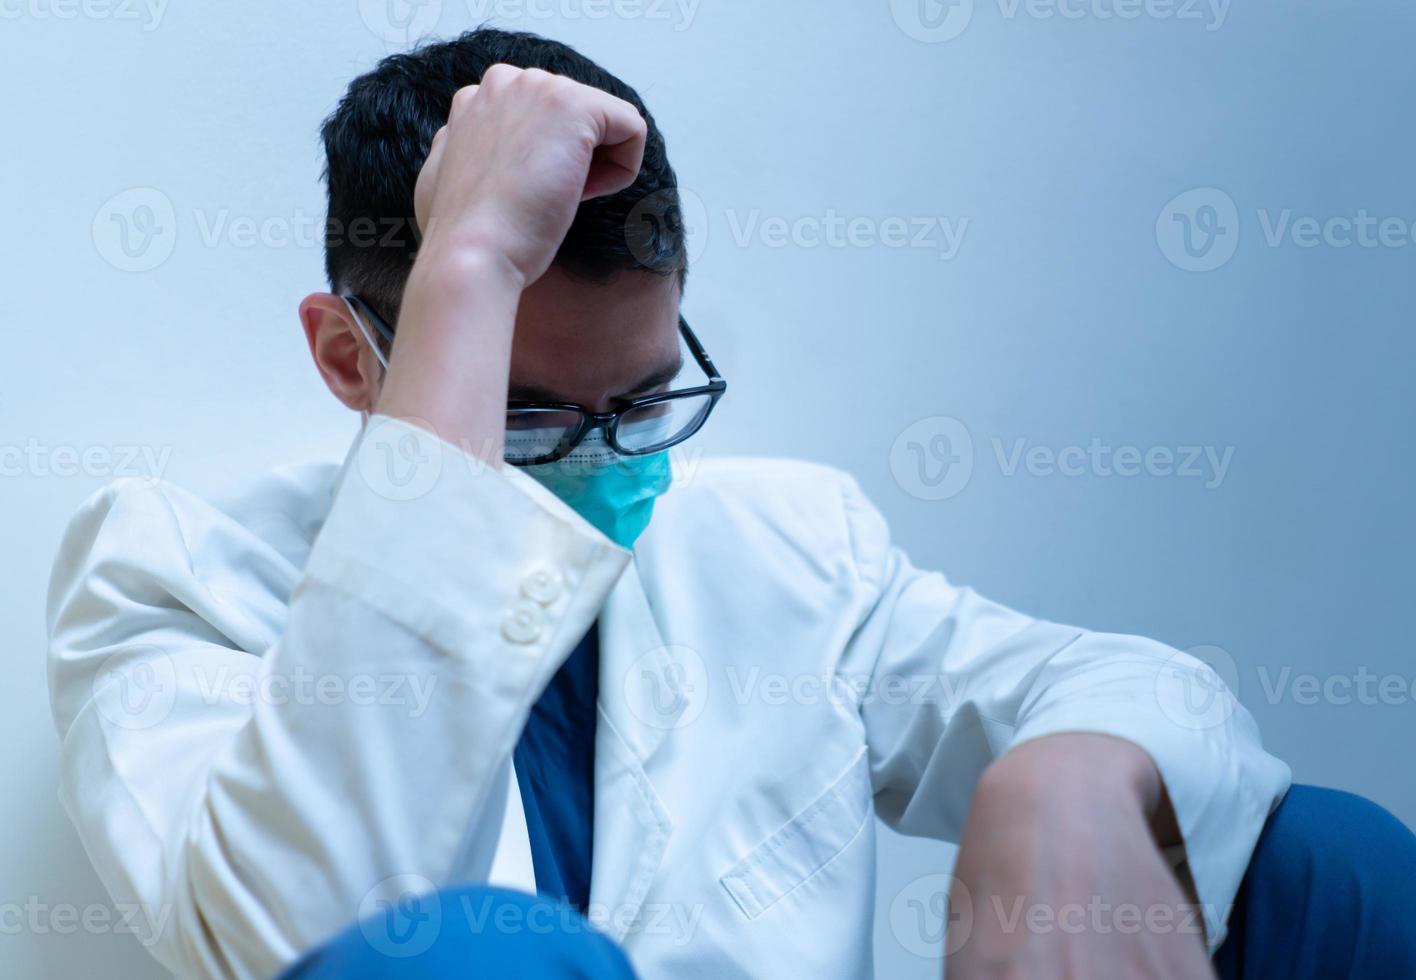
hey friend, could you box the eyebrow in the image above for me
[508,353,685,406]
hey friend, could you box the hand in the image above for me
[376,67,646,460]
[945,734,1215,979]
[413,64,649,288]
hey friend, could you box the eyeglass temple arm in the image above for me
[679,317,722,383]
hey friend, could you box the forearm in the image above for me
[981,733,1177,844]
[375,66,647,466]
[973,733,1197,912]
[947,732,1214,977]
[375,245,524,465]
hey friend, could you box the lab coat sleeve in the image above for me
[834,474,1290,952]
[46,416,629,980]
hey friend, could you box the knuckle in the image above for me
[481,62,519,85]
[542,77,580,109]
[450,85,479,111]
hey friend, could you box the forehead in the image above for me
[509,268,682,403]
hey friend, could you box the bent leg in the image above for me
[279,884,638,979]
[1214,784,1416,980]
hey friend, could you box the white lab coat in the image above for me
[46,415,1289,980]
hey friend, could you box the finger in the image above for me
[580,93,648,200]
[447,82,483,122]
[581,146,644,201]
[421,127,449,181]
[418,125,449,184]
[413,125,451,235]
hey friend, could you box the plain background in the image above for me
[3,0,1413,975]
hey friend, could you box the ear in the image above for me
[300,292,383,414]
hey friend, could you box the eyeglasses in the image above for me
[344,294,727,466]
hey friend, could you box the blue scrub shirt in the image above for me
[512,624,599,912]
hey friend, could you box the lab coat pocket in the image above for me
[719,747,872,920]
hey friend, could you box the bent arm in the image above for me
[47,419,626,979]
[835,474,1290,952]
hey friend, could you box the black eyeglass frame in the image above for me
[344,294,727,466]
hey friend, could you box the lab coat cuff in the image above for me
[1010,689,1291,954]
[305,415,631,693]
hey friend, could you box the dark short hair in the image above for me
[319,27,687,325]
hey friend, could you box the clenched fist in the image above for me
[413,64,649,289]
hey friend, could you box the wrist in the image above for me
[407,240,526,313]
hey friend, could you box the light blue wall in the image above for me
[2,1,1411,976]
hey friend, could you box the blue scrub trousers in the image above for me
[279,785,1416,979]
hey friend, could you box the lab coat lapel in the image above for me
[590,556,688,940]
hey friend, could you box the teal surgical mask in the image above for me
[520,437,672,549]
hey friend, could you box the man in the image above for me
[47,27,1416,980]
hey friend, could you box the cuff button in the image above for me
[501,601,546,645]
[520,566,563,606]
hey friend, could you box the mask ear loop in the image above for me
[341,296,389,426]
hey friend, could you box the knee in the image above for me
[1246,785,1416,970]
[1249,785,1416,899]
[281,883,637,979]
